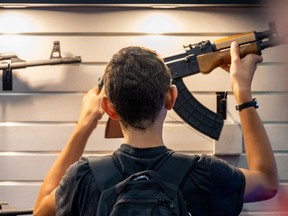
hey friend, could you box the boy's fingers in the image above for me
[254,55,263,64]
[89,85,105,96]
[244,54,263,67]
[230,41,240,63]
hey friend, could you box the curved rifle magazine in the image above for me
[172,78,223,140]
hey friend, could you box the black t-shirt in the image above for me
[56,144,245,216]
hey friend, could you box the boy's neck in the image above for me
[122,110,166,148]
[123,128,164,148]
[115,105,167,148]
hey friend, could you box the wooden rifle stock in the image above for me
[197,41,260,74]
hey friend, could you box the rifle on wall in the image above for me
[105,22,287,140]
[1,41,81,91]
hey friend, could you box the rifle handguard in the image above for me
[214,32,256,50]
[197,42,261,74]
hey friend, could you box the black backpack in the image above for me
[88,152,196,216]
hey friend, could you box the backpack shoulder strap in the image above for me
[87,155,123,191]
[157,152,197,186]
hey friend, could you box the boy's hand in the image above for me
[222,41,263,104]
[77,86,105,134]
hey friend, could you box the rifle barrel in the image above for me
[0,56,81,70]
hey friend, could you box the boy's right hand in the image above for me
[222,41,263,104]
[77,86,105,135]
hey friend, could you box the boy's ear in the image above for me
[101,96,118,120]
[165,85,178,110]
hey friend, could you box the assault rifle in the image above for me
[104,22,286,140]
[1,41,81,91]
[164,21,286,140]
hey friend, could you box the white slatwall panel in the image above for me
[0,123,212,152]
[0,6,287,215]
[1,93,287,123]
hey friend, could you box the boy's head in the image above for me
[104,46,171,129]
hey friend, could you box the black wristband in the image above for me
[236,98,259,111]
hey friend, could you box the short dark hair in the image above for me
[104,46,171,129]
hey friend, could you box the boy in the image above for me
[34,42,278,216]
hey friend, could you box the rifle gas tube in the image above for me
[164,22,286,140]
[1,41,81,91]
